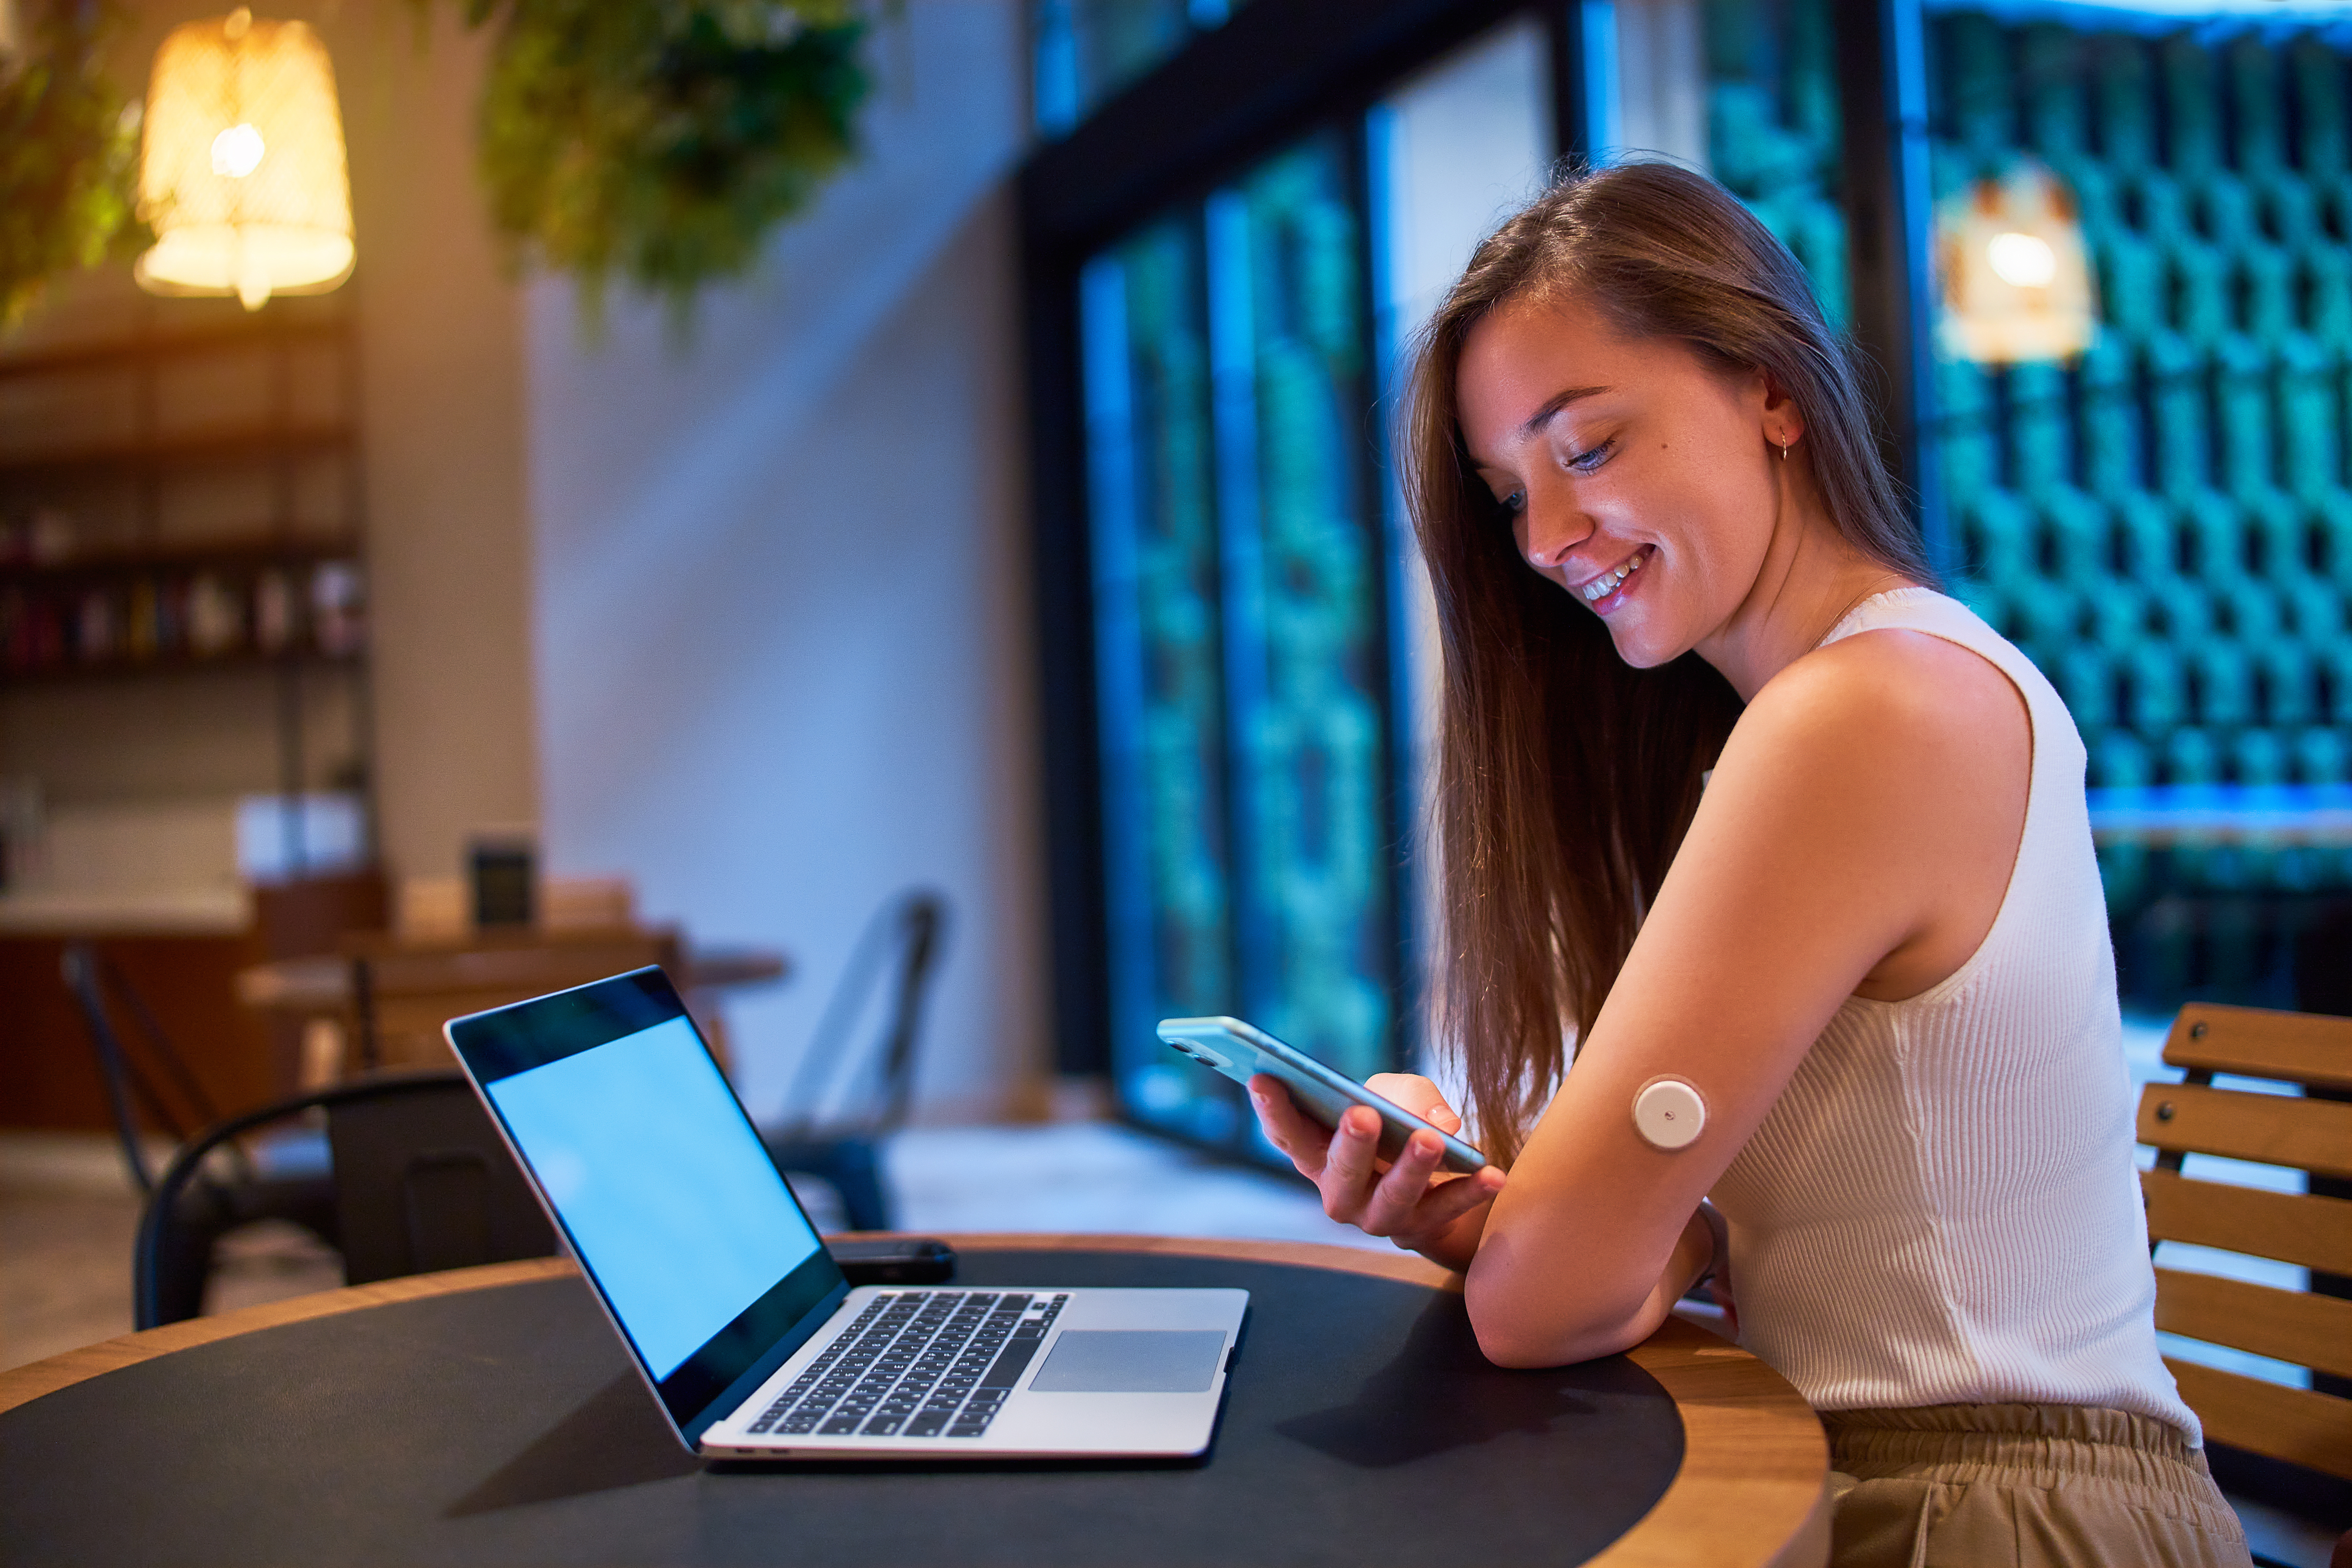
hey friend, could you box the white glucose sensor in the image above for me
[1633,1077,1706,1151]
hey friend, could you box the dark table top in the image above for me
[0,1237,1827,1568]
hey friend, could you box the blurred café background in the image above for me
[3,0,2349,1512]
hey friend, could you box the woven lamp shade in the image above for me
[1935,164,2097,366]
[136,7,353,310]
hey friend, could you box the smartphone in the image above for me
[825,1236,956,1285]
[1157,1016,1490,1174]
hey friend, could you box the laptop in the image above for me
[443,966,1247,1460]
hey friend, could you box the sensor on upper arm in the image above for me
[1632,1076,1706,1151]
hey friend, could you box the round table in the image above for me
[0,1237,1827,1567]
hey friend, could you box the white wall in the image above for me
[347,1,541,882]
[526,2,1042,1123]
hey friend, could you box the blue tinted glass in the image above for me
[1085,218,1242,1145]
[1082,127,1400,1161]
[1034,0,1237,136]
[486,1017,821,1379]
[1212,135,1394,1086]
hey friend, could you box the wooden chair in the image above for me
[2137,1001,2352,1555]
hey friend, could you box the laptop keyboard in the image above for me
[746,1290,1069,1441]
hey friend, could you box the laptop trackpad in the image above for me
[1026,1330,1227,1393]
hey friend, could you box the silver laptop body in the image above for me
[445,967,1245,1460]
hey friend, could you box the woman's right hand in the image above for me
[1247,1073,1505,1272]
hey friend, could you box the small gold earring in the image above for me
[1779,438,1791,461]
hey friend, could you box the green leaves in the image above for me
[0,2,150,332]
[452,0,871,330]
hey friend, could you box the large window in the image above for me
[1084,133,1397,1152]
[1073,20,1554,1158]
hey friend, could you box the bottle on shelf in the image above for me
[187,572,245,657]
[312,561,363,657]
[254,568,296,653]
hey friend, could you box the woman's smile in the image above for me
[1572,543,1655,612]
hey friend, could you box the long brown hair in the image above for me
[1405,162,1936,1167]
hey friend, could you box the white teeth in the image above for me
[1580,548,1647,602]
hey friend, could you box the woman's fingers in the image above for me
[1355,1126,1446,1231]
[1318,1104,1383,1208]
[1248,1081,1503,1246]
[1247,1076,1331,1176]
[1413,1163,1506,1232]
[1364,1073,1462,1132]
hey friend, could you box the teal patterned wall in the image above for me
[1083,131,1399,1156]
[1927,13,2352,1005]
[1702,5,2352,1007]
[1702,0,1850,323]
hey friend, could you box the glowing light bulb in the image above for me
[1987,230,2057,289]
[137,13,352,310]
[210,122,264,178]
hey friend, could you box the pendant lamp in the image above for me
[134,7,353,310]
[1935,163,2097,365]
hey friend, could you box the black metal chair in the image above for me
[134,1070,556,1328]
[760,889,949,1232]
[62,943,249,1194]
[64,943,343,1312]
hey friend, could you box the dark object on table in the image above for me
[470,835,537,928]
[134,1069,556,1328]
[825,1236,955,1285]
[761,889,947,1232]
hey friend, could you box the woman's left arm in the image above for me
[1465,630,2028,1366]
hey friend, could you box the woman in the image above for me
[1247,163,2250,1567]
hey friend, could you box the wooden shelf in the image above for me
[0,313,352,381]
[0,537,362,586]
[0,421,355,482]
[0,296,372,853]
[0,647,364,688]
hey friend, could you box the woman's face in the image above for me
[1455,290,1793,669]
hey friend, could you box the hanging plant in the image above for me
[0,0,149,332]
[435,0,872,327]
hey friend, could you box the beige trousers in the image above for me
[1824,1403,2253,1568]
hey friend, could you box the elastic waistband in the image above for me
[1823,1403,2211,1492]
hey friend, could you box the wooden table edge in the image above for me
[0,1234,1829,1568]
[1597,1309,1831,1568]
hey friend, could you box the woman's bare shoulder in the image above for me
[1677,626,2031,1001]
[1708,627,2030,826]
[1740,626,2025,759]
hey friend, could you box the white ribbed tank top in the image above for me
[1708,587,2197,1441]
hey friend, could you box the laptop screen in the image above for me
[448,969,847,1435]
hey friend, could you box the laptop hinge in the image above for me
[680,1279,851,1447]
